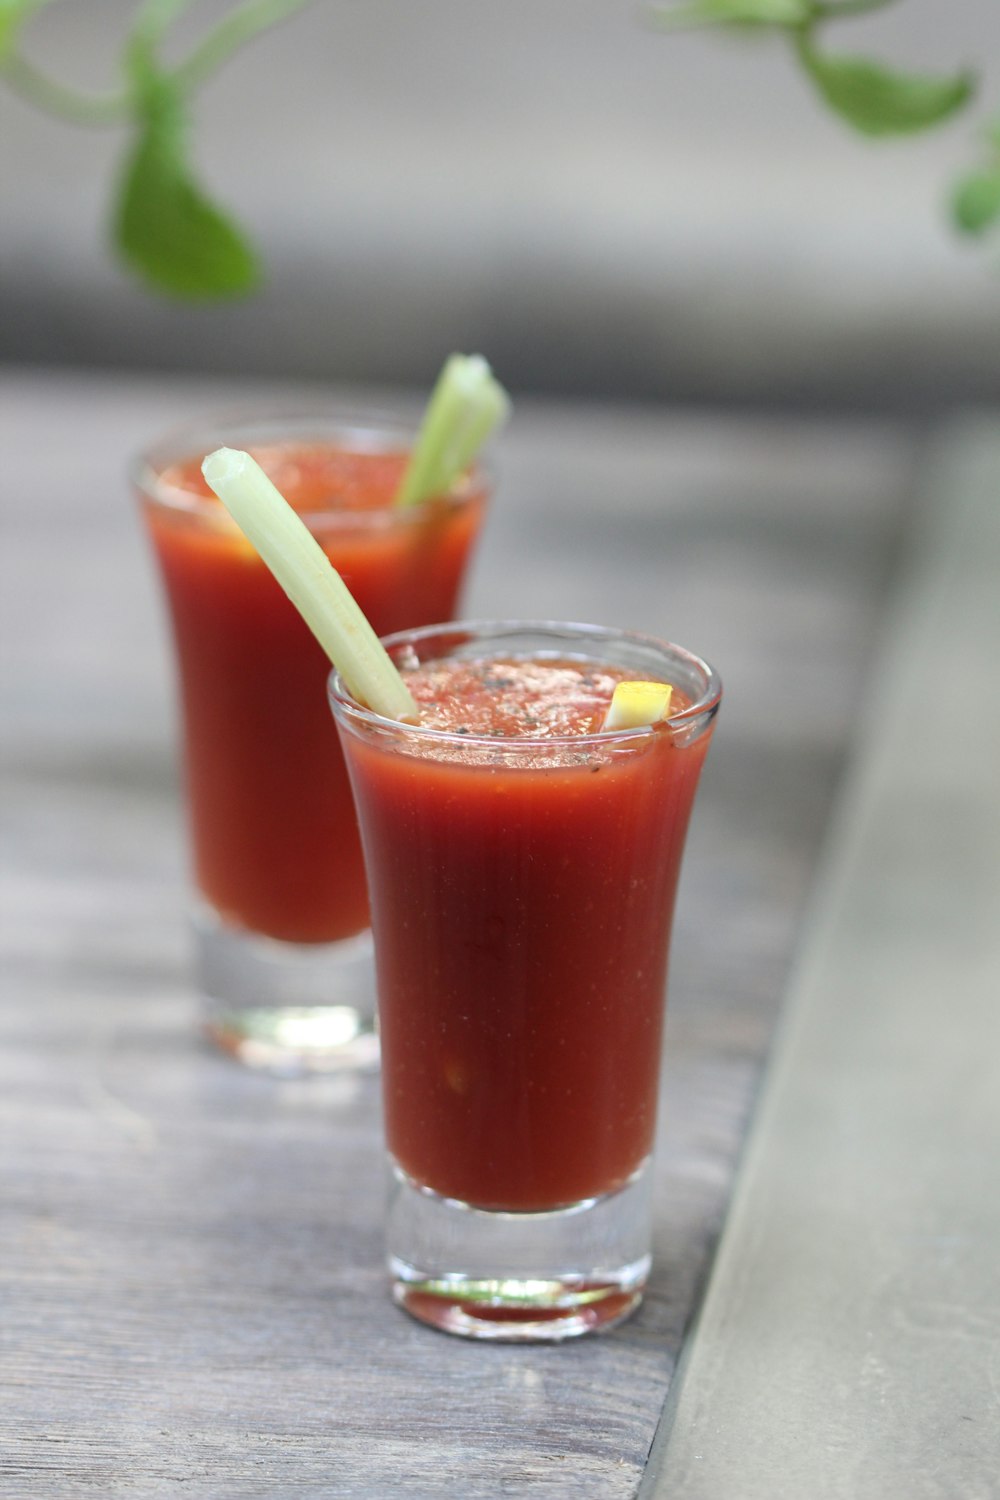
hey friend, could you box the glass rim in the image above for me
[328,619,722,751]
[130,403,492,530]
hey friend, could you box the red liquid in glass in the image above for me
[341,658,713,1211]
[142,443,486,944]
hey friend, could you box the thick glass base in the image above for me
[387,1158,652,1341]
[192,907,378,1074]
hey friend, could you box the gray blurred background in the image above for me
[2,0,998,411]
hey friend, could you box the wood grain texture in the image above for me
[643,420,1000,1500]
[0,371,913,1498]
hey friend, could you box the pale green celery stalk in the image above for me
[202,447,419,723]
[395,353,511,509]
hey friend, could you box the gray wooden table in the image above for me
[1,370,913,1497]
[641,424,1000,1499]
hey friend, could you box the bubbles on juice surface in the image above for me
[160,444,410,513]
[407,659,634,739]
[397,657,688,768]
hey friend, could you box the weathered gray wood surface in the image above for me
[1,371,913,1498]
[643,420,1000,1500]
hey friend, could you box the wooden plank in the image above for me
[642,417,1000,1499]
[0,371,912,1496]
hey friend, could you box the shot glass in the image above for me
[135,409,490,1072]
[330,621,720,1339]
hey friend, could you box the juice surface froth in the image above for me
[405,658,657,738]
[159,443,412,514]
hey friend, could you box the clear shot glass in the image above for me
[134,409,490,1072]
[330,621,720,1339]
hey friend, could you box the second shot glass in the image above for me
[135,408,490,1072]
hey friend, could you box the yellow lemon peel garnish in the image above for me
[602,680,673,731]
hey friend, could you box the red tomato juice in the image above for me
[336,651,716,1212]
[139,440,487,944]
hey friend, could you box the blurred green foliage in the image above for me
[1,0,997,298]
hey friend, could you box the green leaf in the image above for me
[798,44,975,136]
[651,0,812,27]
[952,168,1000,237]
[112,74,260,299]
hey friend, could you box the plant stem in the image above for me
[131,0,197,46]
[0,52,130,124]
[173,0,319,95]
[1,0,315,128]
[813,0,899,18]
[0,0,197,126]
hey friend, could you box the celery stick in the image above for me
[602,681,674,731]
[202,447,419,723]
[396,353,511,509]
